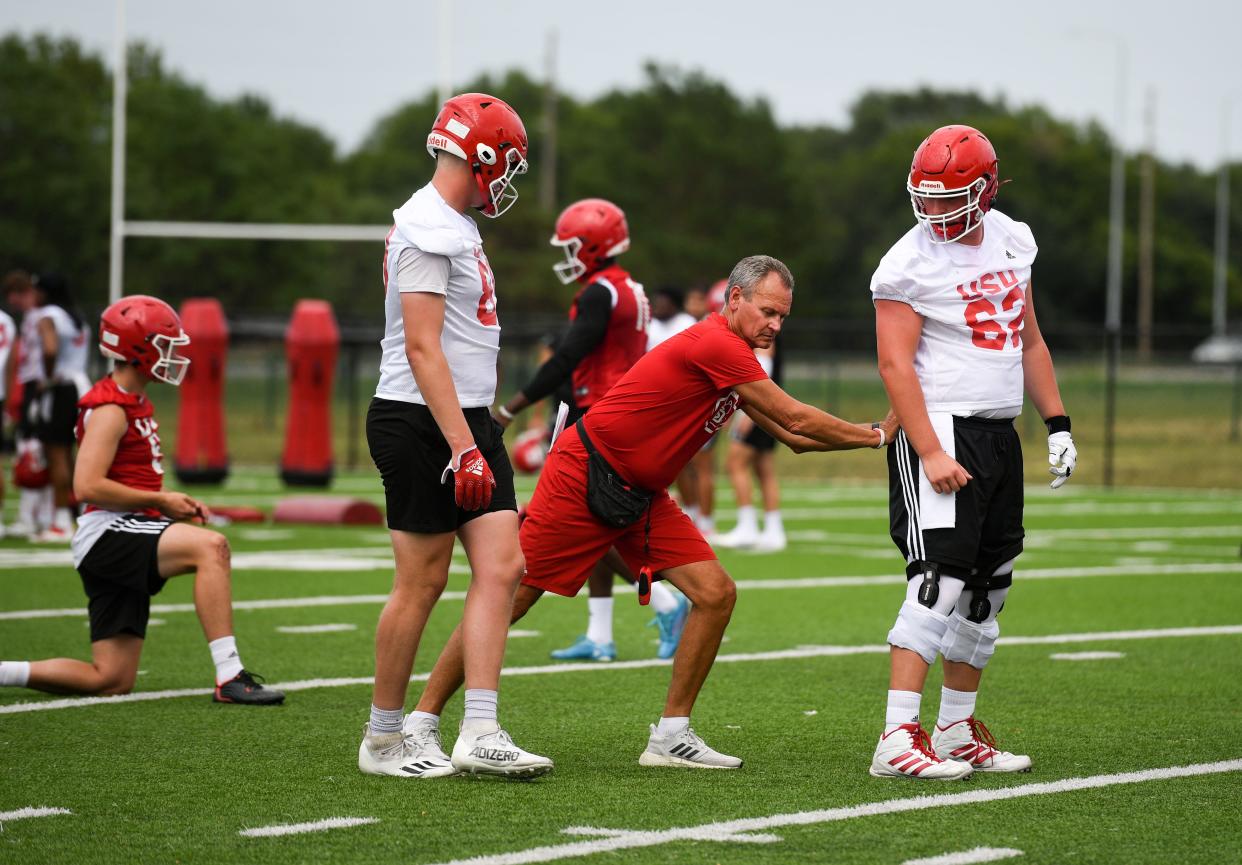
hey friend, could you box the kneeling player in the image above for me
[0,296,284,705]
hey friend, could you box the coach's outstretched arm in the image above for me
[734,378,896,452]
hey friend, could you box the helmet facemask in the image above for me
[478,147,528,218]
[150,331,192,385]
[550,236,587,284]
[908,175,992,244]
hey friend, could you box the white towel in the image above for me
[918,412,957,530]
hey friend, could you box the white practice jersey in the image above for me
[646,311,696,351]
[375,183,500,408]
[41,305,91,390]
[0,310,14,398]
[870,209,1037,417]
[16,307,47,385]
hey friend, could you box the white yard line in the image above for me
[239,816,379,838]
[275,624,358,634]
[2,624,1238,715]
[1050,651,1125,661]
[5,561,1242,622]
[903,848,1024,865]
[422,760,1242,865]
[0,806,73,823]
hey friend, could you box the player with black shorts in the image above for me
[0,295,283,705]
[868,125,1077,781]
[357,92,551,780]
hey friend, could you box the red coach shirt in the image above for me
[580,312,768,491]
[75,376,164,517]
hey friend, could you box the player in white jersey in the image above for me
[358,92,552,780]
[868,125,1078,781]
[30,274,91,543]
[0,303,15,539]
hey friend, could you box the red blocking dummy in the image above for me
[280,300,339,487]
[174,298,230,484]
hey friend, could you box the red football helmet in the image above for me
[98,295,191,385]
[426,92,529,218]
[907,125,1000,244]
[13,438,49,489]
[550,198,631,284]
[511,428,549,474]
[707,279,729,314]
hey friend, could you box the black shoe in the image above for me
[213,669,285,705]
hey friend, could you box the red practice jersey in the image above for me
[570,264,649,409]
[580,313,767,491]
[75,377,164,517]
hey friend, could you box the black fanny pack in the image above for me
[576,419,653,529]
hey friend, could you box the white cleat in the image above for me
[639,724,742,769]
[450,722,553,779]
[932,716,1032,773]
[870,722,974,780]
[752,529,787,552]
[712,526,760,549]
[357,722,458,778]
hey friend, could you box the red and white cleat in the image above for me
[870,722,974,780]
[932,716,1032,773]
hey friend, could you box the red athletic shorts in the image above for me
[519,425,715,597]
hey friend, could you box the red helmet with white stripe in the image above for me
[550,198,631,284]
[98,295,191,385]
[426,93,529,218]
[907,125,1000,243]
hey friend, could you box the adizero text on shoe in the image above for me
[451,724,553,779]
[932,716,1032,773]
[358,723,457,778]
[212,669,285,705]
[870,722,973,780]
[638,724,742,769]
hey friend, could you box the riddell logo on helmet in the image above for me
[918,181,946,190]
[428,134,451,151]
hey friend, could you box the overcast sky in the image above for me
[6,1,1241,170]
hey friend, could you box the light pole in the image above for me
[1102,39,1128,489]
[1214,96,1239,339]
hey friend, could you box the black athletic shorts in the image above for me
[78,516,174,642]
[17,386,39,438]
[37,383,80,446]
[735,423,776,452]
[887,415,1023,587]
[367,397,517,533]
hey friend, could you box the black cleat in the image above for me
[213,669,285,705]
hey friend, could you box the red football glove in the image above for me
[440,444,496,511]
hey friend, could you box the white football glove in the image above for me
[1047,431,1077,489]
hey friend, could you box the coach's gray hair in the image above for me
[726,255,795,300]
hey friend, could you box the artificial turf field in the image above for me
[1,470,1240,865]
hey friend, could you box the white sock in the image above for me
[369,704,403,734]
[656,715,689,737]
[463,688,498,725]
[733,505,758,534]
[586,597,614,645]
[208,635,244,685]
[18,488,39,527]
[697,515,715,534]
[53,507,75,532]
[885,689,922,730]
[38,486,53,529]
[0,661,31,687]
[649,582,679,614]
[937,686,977,728]
[683,504,701,523]
[407,709,439,726]
[763,511,784,536]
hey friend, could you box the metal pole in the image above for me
[346,344,360,471]
[437,0,452,106]
[108,0,127,303]
[538,29,559,212]
[1214,99,1232,338]
[1231,362,1241,443]
[1102,42,1127,489]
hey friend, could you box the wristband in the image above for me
[1044,415,1071,434]
[497,405,515,421]
[871,422,886,449]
